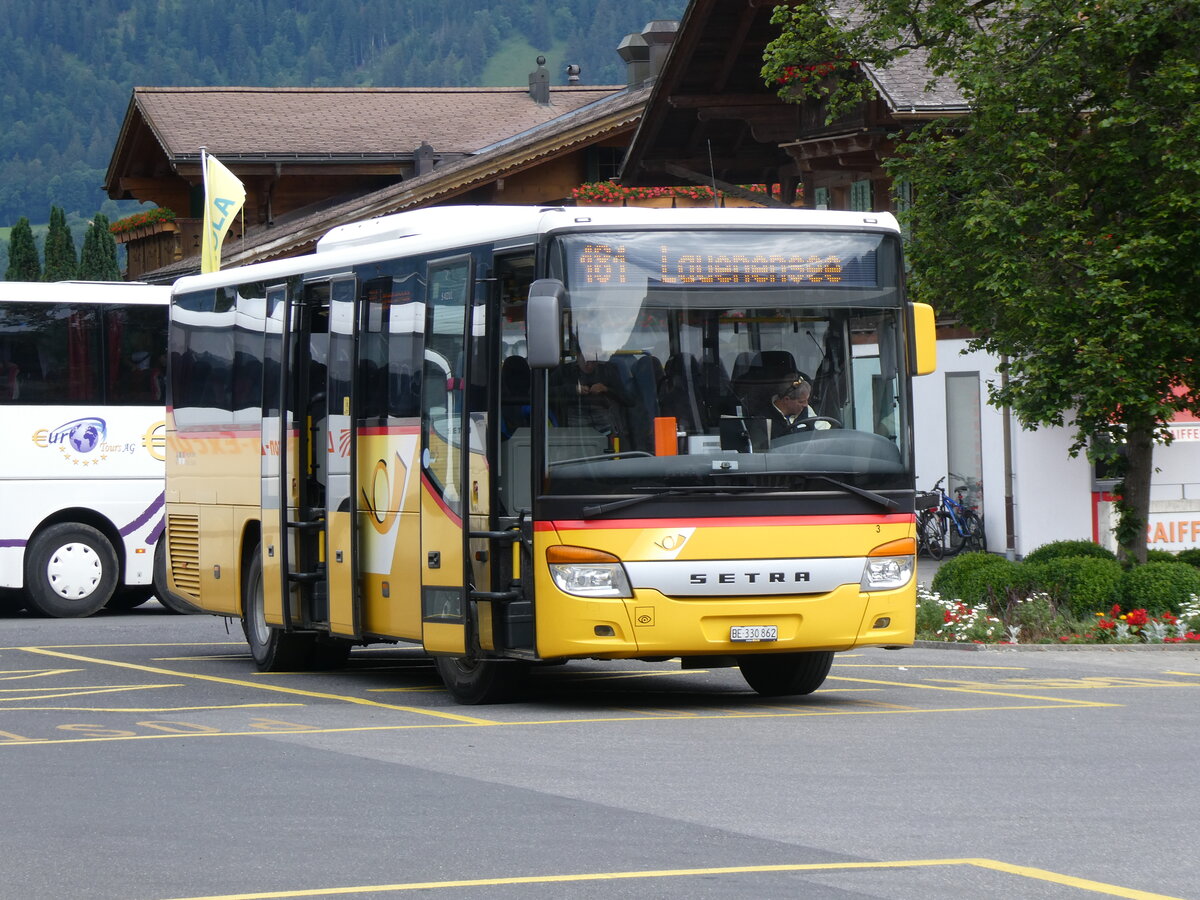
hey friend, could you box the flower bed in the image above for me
[916,585,1200,645]
[110,207,176,235]
[571,182,782,206]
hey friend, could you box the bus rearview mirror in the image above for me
[911,302,936,376]
[526,279,565,369]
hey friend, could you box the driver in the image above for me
[760,375,831,437]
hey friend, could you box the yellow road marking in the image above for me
[0,668,81,679]
[835,664,1028,670]
[0,700,1112,747]
[1164,670,1200,677]
[928,676,1198,690]
[826,674,1121,707]
[1,643,244,650]
[17,648,496,726]
[0,684,181,702]
[0,704,301,713]
[160,857,1186,900]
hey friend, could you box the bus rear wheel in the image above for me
[24,523,117,618]
[434,654,529,704]
[737,651,834,697]
[241,548,314,672]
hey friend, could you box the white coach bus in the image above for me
[0,281,191,616]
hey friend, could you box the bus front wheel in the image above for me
[24,523,118,618]
[434,654,529,704]
[241,549,314,672]
[737,651,834,697]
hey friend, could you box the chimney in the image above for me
[414,141,435,176]
[617,32,650,86]
[642,20,679,79]
[566,64,581,85]
[528,56,550,105]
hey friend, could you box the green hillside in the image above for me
[0,0,683,241]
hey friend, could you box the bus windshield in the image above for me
[542,229,912,499]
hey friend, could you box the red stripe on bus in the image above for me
[535,513,914,531]
[175,427,263,439]
[420,471,464,526]
[358,425,421,436]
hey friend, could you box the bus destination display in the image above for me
[570,234,879,288]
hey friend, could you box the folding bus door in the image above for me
[260,284,291,627]
[420,255,479,655]
[324,276,360,637]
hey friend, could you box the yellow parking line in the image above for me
[17,647,497,726]
[826,674,1121,707]
[835,664,1028,669]
[0,703,301,713]
[160,857,1186,899]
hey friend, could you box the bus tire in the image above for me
[433,654,528,705]
[241,548,313,672]
[24,523,118,618]
[737,650,834,697]
[152,539,200,614]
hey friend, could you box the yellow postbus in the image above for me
[162,205,935,703]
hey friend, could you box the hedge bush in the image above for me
[1118,562,1200,615]
[931,552,1024,608]
[1022,540,1117,565]
[1145,549,1179,563]
[1023,557,1123,619]
[1175,548,1200,568]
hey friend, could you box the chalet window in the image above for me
[850,179,873,212]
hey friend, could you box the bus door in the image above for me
[324,277,360,637]
[265,277,351,631]
[420,255,485,655]
[260,284,290,627]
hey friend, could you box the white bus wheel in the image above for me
[24,523,117,618]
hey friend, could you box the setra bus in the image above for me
[162,205,936,702]
[0,281,193,617]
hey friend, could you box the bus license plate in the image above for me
[730,625,778,642]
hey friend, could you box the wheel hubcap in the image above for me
[46,542,102,599]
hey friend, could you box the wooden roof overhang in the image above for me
[620,0,803,197]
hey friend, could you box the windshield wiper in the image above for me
[581,485,771,518]
[805,474,897,510]
[708,469,898,510]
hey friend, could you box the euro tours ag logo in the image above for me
[32,417,113,465]
[31,416,166,465]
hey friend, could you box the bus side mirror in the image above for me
[911,302,936,376]
[526,278,565,369]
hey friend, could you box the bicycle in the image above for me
[916,476,986,558]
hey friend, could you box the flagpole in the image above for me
[199,145,209,202]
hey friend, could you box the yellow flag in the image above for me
[200,151,246,273]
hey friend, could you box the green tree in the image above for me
[5,216,41,281]
[79,213,120,281]
[764,0,1200,563]
[42,205,78,281]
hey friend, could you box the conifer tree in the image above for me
[42,205,78,281]
[79,213,121,281]
[5,216,41,281]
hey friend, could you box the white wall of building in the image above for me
[915,338,1095,558]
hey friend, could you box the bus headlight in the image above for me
[861,538,916,592]
[547,545,633,598]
